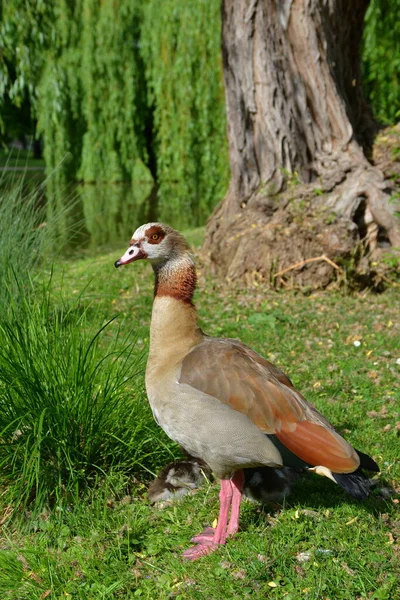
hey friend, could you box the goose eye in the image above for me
[151,233,159,241]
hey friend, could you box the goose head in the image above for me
[114,222,190,268]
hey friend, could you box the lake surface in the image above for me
[50,180,154,250]
[0,169,155,251]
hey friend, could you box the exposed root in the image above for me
[379,274,400,288]
[273,255,343,279]
[204,139,400,291]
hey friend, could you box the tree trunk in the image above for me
[205,0,400,289]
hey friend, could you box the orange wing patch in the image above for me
[276,422,360,472]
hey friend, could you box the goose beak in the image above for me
[115,245,146,268]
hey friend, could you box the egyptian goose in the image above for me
[148,457,299,505]
[242,466,300,504]
[148,458,212,504]
[115,223,379,560]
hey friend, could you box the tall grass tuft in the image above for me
[0,172,56,321]
[0,179,172,523]
[0,289,160,521]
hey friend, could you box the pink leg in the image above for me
[213,479,234,545]
[190,481,233,545]
[227,470,244,536]
[182,474,243,560]
[182,478,234,559]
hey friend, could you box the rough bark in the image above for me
[205,0,400,289]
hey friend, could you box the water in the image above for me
[0,169,154,251]
[50,179,154,250]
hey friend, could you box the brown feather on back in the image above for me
[180,338,360,473]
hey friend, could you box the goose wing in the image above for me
[180,338,359,473]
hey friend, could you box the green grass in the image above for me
[0,287,170,519]
[0,184,174,504]
[0,174,48,313]
[0,227,399,599]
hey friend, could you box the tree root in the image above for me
[273,255,343,279]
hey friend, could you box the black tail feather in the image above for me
[356,449,380,472]
[332,468,372,500]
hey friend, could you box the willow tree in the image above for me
[1,0,228,230]
[1,0,154,243]
[141,0,228,227]
[205,0,400,288]
[363,0,400,124]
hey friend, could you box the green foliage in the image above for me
[0,173,50,311]
[0,1,82,183]
[0,290,156,519]
[0,181,174,521]
[79,176,152,249]
[0,1,228,228]
[362,0,400,123]
[2,0,399,230]
[78,0,149,183]
[0,0,54,109]
[141,0,229,227]
[1,1,150,183]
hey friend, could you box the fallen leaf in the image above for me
[367,405,388,419]
[296,551,312,563]
[257,554,268,563]
[131,568,142,578]
[301,509,319,519]
[232,570,246,580]
[345,517,359,526]
[367,371,378,380]
[341,562,355,576]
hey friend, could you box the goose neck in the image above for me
[148,255,202,366]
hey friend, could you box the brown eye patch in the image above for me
[146,225,166,244]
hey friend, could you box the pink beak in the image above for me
[114,245,146,268]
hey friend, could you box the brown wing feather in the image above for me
[180,338,359,473]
